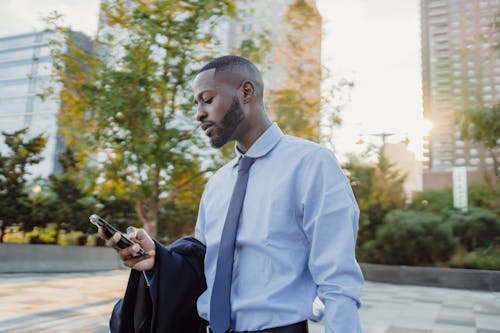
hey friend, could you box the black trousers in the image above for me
[208,321,308,333]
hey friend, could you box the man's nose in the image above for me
[195,105,207,122]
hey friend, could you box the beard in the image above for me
[210,97,244,148]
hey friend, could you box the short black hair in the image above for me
[198,55,259,75]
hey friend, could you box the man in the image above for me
[103,55,364,333]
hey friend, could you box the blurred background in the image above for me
[0,1,499,333]
[0,0,498,270]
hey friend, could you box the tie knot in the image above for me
[238,156,255,172]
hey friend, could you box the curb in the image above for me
[360,263,500,291]
[0,243,123,273]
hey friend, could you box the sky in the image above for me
[0,0,429,161]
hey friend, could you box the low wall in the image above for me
[360,263,500,291]
[0,243,123,273]
[1,245,499,291]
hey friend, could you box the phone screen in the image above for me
[89,214,145,256]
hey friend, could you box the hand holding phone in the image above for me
[89,214,146,256]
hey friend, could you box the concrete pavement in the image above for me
[0,270,499,333]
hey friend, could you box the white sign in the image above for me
[453,167,468,210]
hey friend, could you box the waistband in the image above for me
[211,320,308,333]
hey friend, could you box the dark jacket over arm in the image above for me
[110,237,207,333]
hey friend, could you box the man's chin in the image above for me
[210,138,227,149]
[210,135,233,149]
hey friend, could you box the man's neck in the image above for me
[236,119,272,153]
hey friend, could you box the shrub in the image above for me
[359,210,456,266]
[445,208,500,251]
[409,189,453,214]
[448,246,500,270]
[468,183,499,213]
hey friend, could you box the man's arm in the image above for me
[299,148,363,333]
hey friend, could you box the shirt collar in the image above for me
[232,123,283,168]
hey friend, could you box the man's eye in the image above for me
[204,97,214,104]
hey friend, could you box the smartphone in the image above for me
[89,214,145,256]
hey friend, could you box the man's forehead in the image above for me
[193,68,216,90]
[193,68,242,93]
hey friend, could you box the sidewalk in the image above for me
[0,270,499,333]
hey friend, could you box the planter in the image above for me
[0,243,123,273]
[360,262,500,291]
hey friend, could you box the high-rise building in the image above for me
[420,0,499,189]
[0,30,92,177]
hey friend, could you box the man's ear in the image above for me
[241,80,255,104]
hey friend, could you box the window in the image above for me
[241,23,252,33]
[0,96,28,114]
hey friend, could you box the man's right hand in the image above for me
[98,226,156,272]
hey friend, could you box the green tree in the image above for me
[46,0,235,239]
[46,150,99,241]
[267,0,323,141]
[343,149,407,246]
[456,103,499,181]
[0,128,47,242]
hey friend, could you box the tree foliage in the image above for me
[343,149,407,245]
[0,129,47,242]
[45,150,99,240]
[456,103,499,179]
[46,0,235,238]
[267,0,323,141]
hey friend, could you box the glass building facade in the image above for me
[0,30,91,177]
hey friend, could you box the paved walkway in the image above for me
[0,270,499,333]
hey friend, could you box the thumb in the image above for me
[126,227,138,239]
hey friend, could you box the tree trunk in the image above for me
[135,199,160,239]
[143,219,158,240]
[0,222,5,243]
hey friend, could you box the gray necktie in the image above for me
[210,155,256,333]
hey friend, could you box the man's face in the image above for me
[193,69,245,148]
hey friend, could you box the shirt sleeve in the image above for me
[299,148,364,333]
[194,187,208,246]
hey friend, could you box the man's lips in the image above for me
[201,122,214,136]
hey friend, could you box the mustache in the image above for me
[192,121,214,134]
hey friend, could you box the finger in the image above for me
[106,232,121,249]
[97,226,109,240]
[132,229,155,252]
[126,227,137,239]
[123,250,155,269]
[118,243,142,261]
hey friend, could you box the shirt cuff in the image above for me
[324,295,362,333]
[143,269,155,287]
